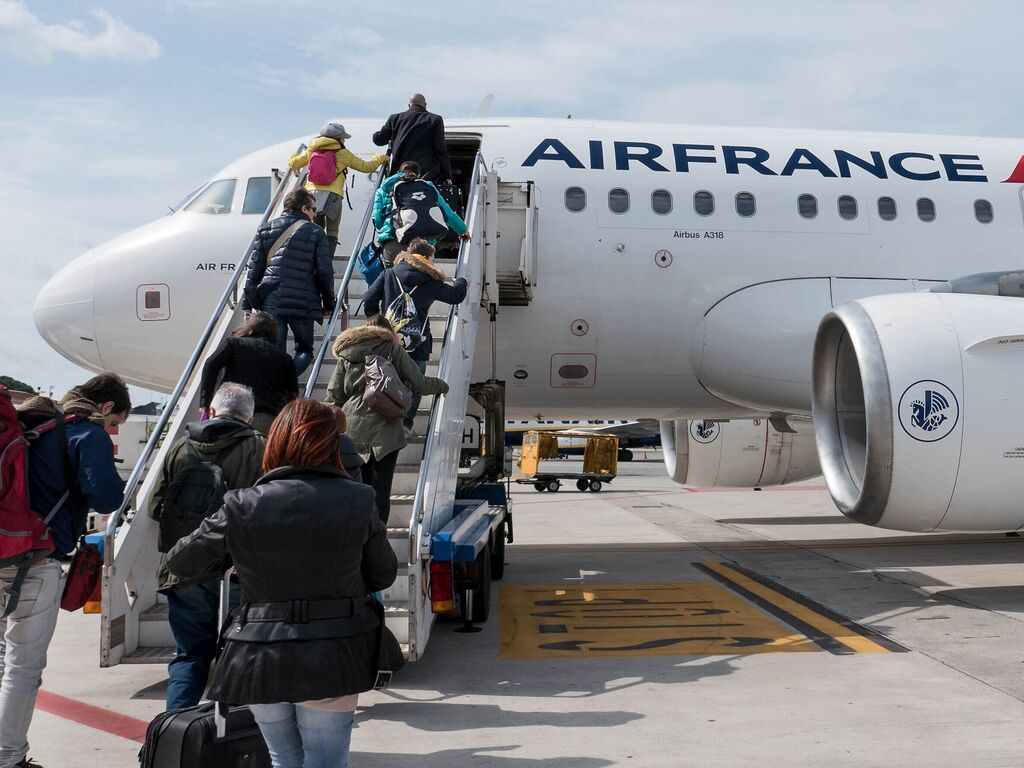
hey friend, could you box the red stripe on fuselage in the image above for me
[1002,155,1024,182]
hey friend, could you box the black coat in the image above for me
[243,212,335,320]
[200,336,299,415]
[372,106,452,182]
[363,253,468,362]
[166,466,397,704]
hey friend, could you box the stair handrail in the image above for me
[303,170,386,397]
[103,145,306,566]
[407,152,488,565]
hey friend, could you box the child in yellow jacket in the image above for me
[289,123,387,253]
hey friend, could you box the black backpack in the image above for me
[391,179,449,243]
[157,442,228,553]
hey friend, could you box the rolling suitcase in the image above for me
[139,702,271,768]
[139,572,271,767]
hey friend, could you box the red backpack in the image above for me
[0,387,76,616]
[307,149,338,185]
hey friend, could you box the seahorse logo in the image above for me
[899,381,959,442]
[690,420,719,444]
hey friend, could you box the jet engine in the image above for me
[659,417,819,488]
[812,291,1024,532]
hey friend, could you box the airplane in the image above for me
[33,117,1024,534]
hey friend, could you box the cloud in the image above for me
[0,2,161,63]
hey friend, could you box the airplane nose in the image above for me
[33,251,102,371]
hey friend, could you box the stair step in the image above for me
[122,646,175,665]
[140,603,168,621]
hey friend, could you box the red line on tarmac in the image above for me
[37,690,148,743]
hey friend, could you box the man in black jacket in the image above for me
[243,189,334,375]
[373,93,453,184]
[363,238,468,435]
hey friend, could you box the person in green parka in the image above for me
[326,315,448,523]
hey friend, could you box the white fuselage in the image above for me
[35,118,1024,420]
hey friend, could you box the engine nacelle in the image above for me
[659,418,820,488]
[813,292,1024,532]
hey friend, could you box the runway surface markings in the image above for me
[698,562,907,655]
[499,582,819,659]
[37,689,148,743]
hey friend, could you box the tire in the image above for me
[534,481,546,492]
[546,479,561,493]
[589,479,603,492]
[491,520,506,580]
[470,545,491,622]
[576,478,589,492]
[618,449,634,462]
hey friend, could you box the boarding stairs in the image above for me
[99,149,508,666]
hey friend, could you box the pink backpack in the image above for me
[308,149,338,185]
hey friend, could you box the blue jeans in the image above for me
[404,358,428,429]
[166,579,238,710]
[250,703,353,768]
[274,316,315,376]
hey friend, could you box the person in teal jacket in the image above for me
[372,161,468,266]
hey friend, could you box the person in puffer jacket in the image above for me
[289,122,387,254]
[243,188,334,376]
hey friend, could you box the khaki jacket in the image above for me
[289,137,387,197]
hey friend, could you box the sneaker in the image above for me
[403,425,419,440]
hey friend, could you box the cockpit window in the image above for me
[184,179,237,214]
[169,184,205,215]
[242,177,272,215]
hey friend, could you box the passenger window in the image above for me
[735,192,756,217]
[917,198,936,222]
[694,190,714,216]
[184,179,236,215]
[798,194,817,219]
[565,187,586,212]
[974,199,993,224]
[242,177,271,215]
[878,197,897,221]
[608,188,630,214]
[651,189,672,215]
[838,195,858,220]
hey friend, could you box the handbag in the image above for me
[362,354,412,421]
[356,242,384,286]
[368,597,404,689]
[60,539,102,611]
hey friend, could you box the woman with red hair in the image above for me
[167,397,396,768]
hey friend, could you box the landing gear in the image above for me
[618,448,634,462]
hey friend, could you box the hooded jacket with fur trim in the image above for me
[326,325,447,461]
[363,252,469,362]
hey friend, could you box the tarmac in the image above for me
[32,454,1024,767]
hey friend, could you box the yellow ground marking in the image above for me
[702,562,891,654]
[499,583,820,660]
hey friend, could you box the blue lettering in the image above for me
[672,143,717,173]
[940,153,987,182]
[834,150,887,179]
[781,148,837,177]
[722,146,776,175]
[614,142,669,172]
[889,152,940,181]
[589,140,605,170]
[522,138,585,169]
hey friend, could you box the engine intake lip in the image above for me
[812,303,893,525]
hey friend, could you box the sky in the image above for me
[1,0,1023,403]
